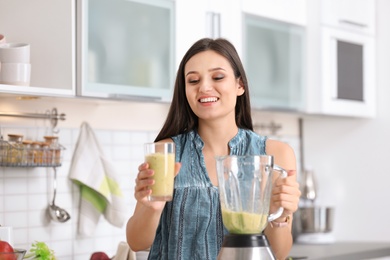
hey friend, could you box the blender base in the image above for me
[217,234,276,260]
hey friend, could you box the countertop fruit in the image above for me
[0,240,16,260]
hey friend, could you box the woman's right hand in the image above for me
[134,162,181,210]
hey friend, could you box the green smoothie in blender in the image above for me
[222,208,267,234]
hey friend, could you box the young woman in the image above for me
[126,38,301,260]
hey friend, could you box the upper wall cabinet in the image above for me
[209,0,244,55]
[243,15,306,111]
[175,0,209,66]
[176,0,243,62]
[77,0,175,102]
[321,0,376,35]
[306,0,376,118]
[0,0,76,97]
[242,0,307,26]
[78,0,242,102]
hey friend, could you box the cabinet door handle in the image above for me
[339,19,367,28]
[206,12,221,38]
[108,94,162,101]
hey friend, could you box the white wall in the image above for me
[302,0,390,242]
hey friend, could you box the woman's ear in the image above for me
[237,77,245,96]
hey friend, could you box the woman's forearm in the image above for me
[126,203,164,251]
[264,217,293,260]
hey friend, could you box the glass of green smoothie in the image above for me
[144,142,175,201]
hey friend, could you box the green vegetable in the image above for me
[23,241,56,260]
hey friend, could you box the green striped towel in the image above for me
[69,122,128,236]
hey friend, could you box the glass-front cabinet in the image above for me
[243,15,306,111]
[0,0,76,97]
[242,0,307,26]
[77,0,175,102]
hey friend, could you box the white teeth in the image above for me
[199,97,218,103]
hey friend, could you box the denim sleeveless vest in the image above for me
[148,128,267,260]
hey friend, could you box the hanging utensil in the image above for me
[301,169,317,202]
[299,118,317,202]
[48,167,71,223]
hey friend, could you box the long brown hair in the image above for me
[155,38,253,142]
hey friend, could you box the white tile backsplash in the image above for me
[4,178,28,194]
[27,194,48,211]
[4,211,28,228]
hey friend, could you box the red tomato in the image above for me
[0,240,16,260]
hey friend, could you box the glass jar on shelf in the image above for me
[22,140,34,165]
[7,134,24,165]
[32,141,42,165]
[0,136,8,164]
[44,136,61,165]
[40,142,50,166]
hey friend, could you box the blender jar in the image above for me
[216,155,286,234]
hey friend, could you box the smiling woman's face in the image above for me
[184,50,244,122]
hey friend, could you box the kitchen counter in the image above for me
[290,242,390,260]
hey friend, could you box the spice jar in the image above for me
[44,136,61,165]
[7,134,24,164]
[22,140,34,165]
[0,136,7,164]
[32,141,42,165]
[40,142,50,165]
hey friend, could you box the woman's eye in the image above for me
[188,79,199,84]
[213,75,224,81]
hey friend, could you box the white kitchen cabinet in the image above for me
[208,0,243,55]
[78,0,242,102]
[242,0,307,26]
[176,0,243,62]
[321,0,376,36]
[77,0,175,102]
[306,0,376,118]
[0,0,76,97]
[0,0,244,102]
[318,27,375,117]
[175,0,208,66]
[243,15,306,111]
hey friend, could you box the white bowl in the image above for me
[0,62,31,86]
[0,43,30,63]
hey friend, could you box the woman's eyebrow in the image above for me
[185,71,197,77]
[185,67,226,77]
[209,67,226,72]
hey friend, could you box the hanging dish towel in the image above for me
[69,122,128,236]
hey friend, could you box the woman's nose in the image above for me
[199,79,213,92]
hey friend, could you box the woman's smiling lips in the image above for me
[198,97,219,103]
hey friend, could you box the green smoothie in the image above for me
[145,152,175,201]
[222,208,267,234]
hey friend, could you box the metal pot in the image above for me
[293,207,334,237]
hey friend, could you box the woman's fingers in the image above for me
[174,162,182,177]
[134,161,181,207]
[134,163,154,200]
[271,170,301,214]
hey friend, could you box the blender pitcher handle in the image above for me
[268,165,288,222]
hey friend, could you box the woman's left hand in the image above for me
[270,170,301,219]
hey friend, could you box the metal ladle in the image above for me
[48,167,71,222]
[299,118,317,203]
